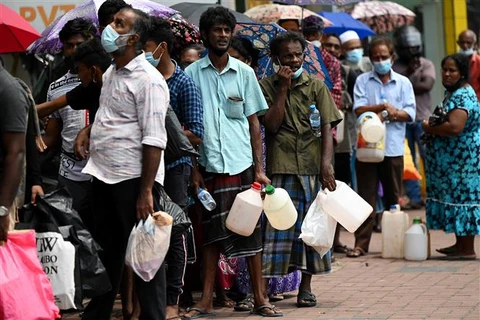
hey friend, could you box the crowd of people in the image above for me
[0,0,479,319]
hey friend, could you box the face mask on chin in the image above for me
[145,43,163,67]
[274,58,303,78]
[459,48,475,56]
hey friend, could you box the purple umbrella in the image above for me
[27,0,178,54]
[274,0,360,5]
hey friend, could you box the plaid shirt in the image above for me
[166,61,204,170]
[321,48,342,109]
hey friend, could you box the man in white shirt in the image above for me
[80,8,169,320]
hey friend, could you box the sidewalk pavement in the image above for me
[64,209,480,320]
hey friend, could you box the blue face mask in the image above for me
[345,48,363,64]
[145,43,163,68]
[373,59,392,75]
[101,25,132,53]
[292,67,304,79]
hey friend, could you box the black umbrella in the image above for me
[170,2,254,26]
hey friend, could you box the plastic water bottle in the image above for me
[198,188,216,211]
[309,105,321,137]
[380,93,390,124]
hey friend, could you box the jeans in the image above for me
[164,163,191,209]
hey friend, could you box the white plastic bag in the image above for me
[299,192,337,257]
[125,213,172,282]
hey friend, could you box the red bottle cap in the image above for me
[251,182,262,190]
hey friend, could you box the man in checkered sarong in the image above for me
[260,31,343,308]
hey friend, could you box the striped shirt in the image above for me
[83,53,169,184]
[48,72,90,182]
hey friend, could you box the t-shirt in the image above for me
[48,72,90,181]
[393,57,436,121]
[0,66,29,176]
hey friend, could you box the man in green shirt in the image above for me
[260,32,342,308]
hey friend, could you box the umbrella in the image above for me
[274,0,359,5]
[0,4,41,53]
[27,0,179,54]
[170,3,254,26]
[350,1,416,34]
[235,22,332,89]
[320,12,375,39]
[244,4,332,26]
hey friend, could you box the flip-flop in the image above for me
[268,294,284,302]
[436,245,457,255]
[438,253,477,261]
[182,307,216,319]
[297,291,317,308]
[234,297,254,312]
[333,244,353,254]
[346,247,365,258]
[251,304,283,317]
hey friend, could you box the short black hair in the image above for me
[199,6,236,35]
[368,36,395,57]
[119,7,151,51]
[73,38,111,72]
[270,32,307,57]
[97,0,131,27]
[146,16,174,54]
[441,53,470,82]
[325,33,340,42]
[59,18,97,43]
[230,36,259,68]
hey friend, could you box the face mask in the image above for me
[311,40,321,48]
[145,43,163,68]
[292,67,304,79]
[101,25,132,53]
[459,48,474,56]
[345,48,363,64]
[373,59,392,75]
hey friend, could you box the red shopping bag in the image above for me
[0,230,60,320]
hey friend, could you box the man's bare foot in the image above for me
[182,302,215,319]
[166,305,181,319]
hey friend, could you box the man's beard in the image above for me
[204,39,229,57]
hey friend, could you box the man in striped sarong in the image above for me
[184,7,282,318]
[260,32,343,308]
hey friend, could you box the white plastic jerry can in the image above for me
[404,217,428,261]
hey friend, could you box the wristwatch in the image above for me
[0,206,8,217]
[381,110,389,121]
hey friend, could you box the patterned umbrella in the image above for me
[244,4,332,26]
[235,22,332,89]
[274,0,359,5]
[27,0,180,54]
[350,1,416,34]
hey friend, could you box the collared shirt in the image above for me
[354,70,416,157]
[165,60,203,170]
[393,57,436,121]
[321,48,342,109]
[48,72,90,182]
[260,72,343,175]
[469,53,480,101]
[83,53,169,184]
[185,55,268,175]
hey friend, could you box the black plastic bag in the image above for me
[165,106,199,165]
[21,188,111,298]
[421,104,449,145]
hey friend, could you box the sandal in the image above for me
[182,307,216,319]
[346,247,365,258]
[297,291,317,308]
[251,304,283,317]
[268,294,284,302]
[234,297,254,312]
[436,245,457,255]
[333,244,353,254]
[438,253,477,260]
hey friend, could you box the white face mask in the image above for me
[459,48,475,56]
[311,40,321,48]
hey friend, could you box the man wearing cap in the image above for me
[302,16,342,108]
[393,26,436,210]
[457,30,480,101]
